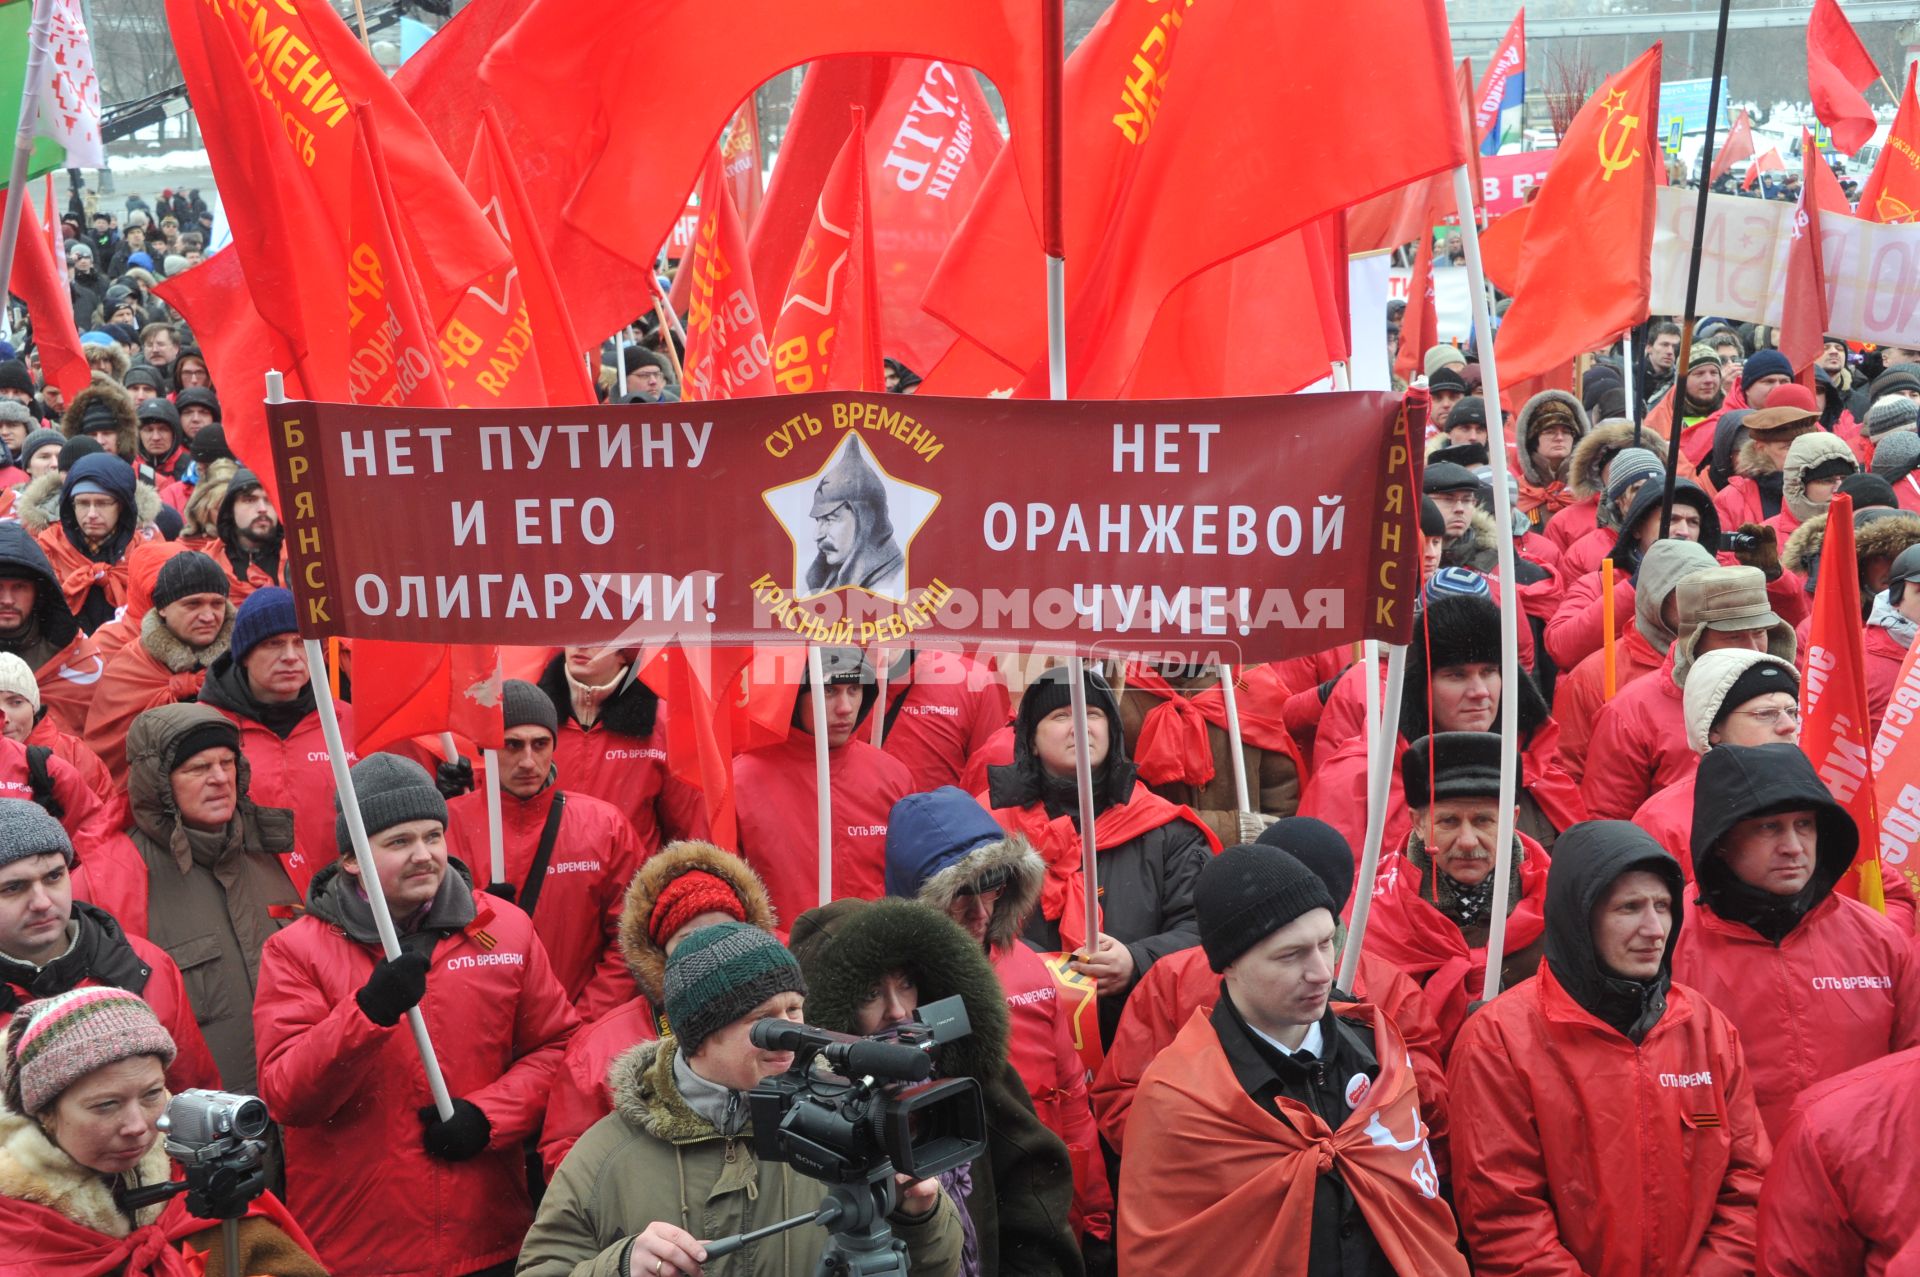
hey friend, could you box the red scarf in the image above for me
[1124,664,1303,788]
[995,782,1219,952]
[1363,848,1549,1049]
[1119,1004,1467,1277]
[0,1187,312,1276]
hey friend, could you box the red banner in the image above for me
[1800,494,1885,911]
[1871,637,1920,903]
[682,151,775,401]
[267,391,1423,661]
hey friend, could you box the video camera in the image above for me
[746,995,986,1186]
[120,1089,271,1224]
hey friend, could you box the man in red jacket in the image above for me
[1448,821,1768,1277]
[83,549,232,785]
[0,798,219,1094]
[195,587,353,898]
[447,680,645,1024]
[1866,545,1920,734]
[531,646,707,853]
[254,753,578,1277]
[883,784,1114,1250]
[1673,743,1920,1140]
[735,647,912,926]
[872,645,1013,793]
[1364,732,1553,1056]
[0,523,104,733]
[1758,1045,1920,1273]
[1583,565,1796,820]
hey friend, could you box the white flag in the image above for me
[35,0,102,169]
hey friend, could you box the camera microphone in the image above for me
[750,1019,935,1082]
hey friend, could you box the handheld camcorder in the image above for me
[746,995,986,1186]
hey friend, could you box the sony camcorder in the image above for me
[746,995,987,1186]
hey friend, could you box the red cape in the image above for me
[1124,663,1307,789]
[0,1184,313,1276]
[1119,1003,1466,1277]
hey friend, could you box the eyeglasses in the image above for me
[1732,705,1801,727]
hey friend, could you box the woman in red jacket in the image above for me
[1448,822,1769,1277]
[253,754,579,1277]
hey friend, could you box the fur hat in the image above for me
[620,841,777,1006]
[1399,593,1548,740]
[1400,731,1505,809]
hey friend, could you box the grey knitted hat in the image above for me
[336,753,448,854]
[1865,396,1920,438]
[663,921,806,1057]
[1872,430,1920,482]
[1605,447,1665,506]
[501,678,559,736]
[0,798,73,872]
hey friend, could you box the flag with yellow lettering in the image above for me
[682,149,774,401]
[165,0,506,382]
[768,109,883,395]
[347,107,449,411]
[1858,62,1920,223]
[1492,44,1661,388]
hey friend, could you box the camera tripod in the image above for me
[702,1163,915,1277]
[119,1140,269,1276]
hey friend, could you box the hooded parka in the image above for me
[789,897,1084,1277]
[1447,822,1768,1277]
[1672,743,1920,1139]
[124,703,299,1092]
[0,523,104,733]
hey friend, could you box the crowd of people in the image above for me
[0,173,1915,1277]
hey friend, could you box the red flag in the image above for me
[722,103,765,230]
[1494,45,1661,389]
[749,58,897,318]
[681,150,775,401]
[13,189,89,400]
[1472,10,1526,153]
[1708,109,1755,184]
[1800,493,1886,911]
[923,0,1466,398]
[476,1,1047,321]
[863,60,1005,375]
[1870,638,1920,905]
[348,108,450,411]
[1859,62,1920,222]
[1779,130,1834,378]
[1808,0,1881,156]
[768,110,883,395]
[152,250,308,502]
[1398,225,1440,383]
[438,108,597,408]
[165,0,506,385]
[394,0,648,348]
[637,646,793,850]
[354,642,505,755]
[1742,146,1785,192]
[1119,225,1347,398]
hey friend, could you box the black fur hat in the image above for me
[1399,593,1548,741]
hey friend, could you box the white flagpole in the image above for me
[1621,332,1639,438]
[1217,662,1251,816]
[268,371,453,1120]
[1337,642,1408,991]
[483,748,505,886]
[1452,164,1524,1001]
[438,732,458,764]
[808,644,832,907]
[871,647,889,747]
[1066,655,1101,954]
[0,0,55,310]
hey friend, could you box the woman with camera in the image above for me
[0,986,324,1275]
[519,921,963,1277]
[788,898,1085,1277]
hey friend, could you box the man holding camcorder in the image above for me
[520,921,965,1277]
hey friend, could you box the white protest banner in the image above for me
[1651,187,1920,347]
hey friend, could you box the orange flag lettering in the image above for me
[768,109,883,395]
[1859,62,1920,223]
[682,150,774,401]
